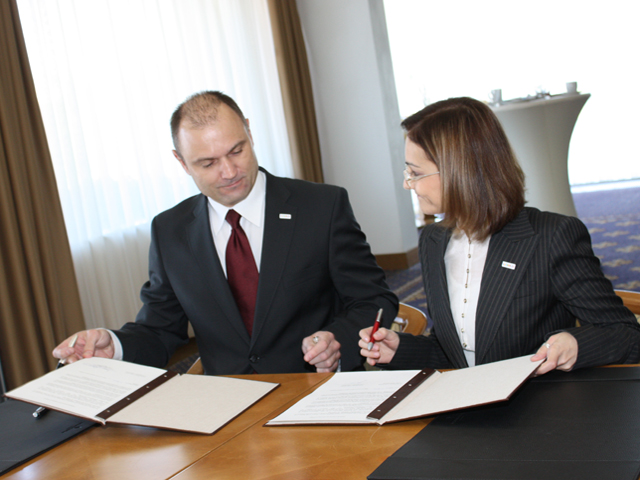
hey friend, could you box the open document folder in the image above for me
[267,355,542,426]
[5,357,278,434]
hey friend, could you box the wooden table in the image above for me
[1,372,431,480]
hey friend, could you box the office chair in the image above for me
[615,289,640,316]
[392,302,428,336]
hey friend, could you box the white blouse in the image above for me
[444,231,491,367]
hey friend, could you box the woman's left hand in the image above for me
[531,332,578,375]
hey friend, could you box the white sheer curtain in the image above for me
[17,0,293,330]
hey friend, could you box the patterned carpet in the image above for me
[385,185,640,330]
[573,186,640,291]
[385,263,429,329]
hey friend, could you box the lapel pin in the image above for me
[279,213,292,220]
[501,261,516,270]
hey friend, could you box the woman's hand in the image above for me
[531,332,578,375]
[358,327,400,366]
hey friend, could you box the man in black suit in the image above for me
[53,91,397,374]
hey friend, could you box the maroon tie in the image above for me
[225,209,259,335]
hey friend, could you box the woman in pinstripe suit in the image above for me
[360,97,640,375]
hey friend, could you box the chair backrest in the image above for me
[392,302,427,336]
[615,289,640,316]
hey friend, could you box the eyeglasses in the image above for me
[403,168,439,187]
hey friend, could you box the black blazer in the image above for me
[389,207,640,370]
[115,169,398,374]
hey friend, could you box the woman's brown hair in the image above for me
[402,97,525,240]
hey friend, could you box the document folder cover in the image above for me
[368,367,640,480]
[5,357,279,434]
[267,356,541,426]
[0,399,95,476]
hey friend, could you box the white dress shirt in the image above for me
[444,231,491,367]
[207,170,266,275]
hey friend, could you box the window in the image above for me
[384,0,640,186]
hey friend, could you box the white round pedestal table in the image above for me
[491,93,590,217]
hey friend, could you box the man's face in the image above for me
[173,104,259,207]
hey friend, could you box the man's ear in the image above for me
[173,150,190,175]
[245,118,254,144]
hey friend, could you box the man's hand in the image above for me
[531,332,579,375]
[302,331,341,372]
[52,329,116,364]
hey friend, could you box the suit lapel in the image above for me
[186,195,250,344]
[426,227,469,368]
[251,171,296,345]
[475,210,538,363]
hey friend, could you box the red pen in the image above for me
[367,308,384,351]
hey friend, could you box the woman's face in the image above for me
[403,138,442,215]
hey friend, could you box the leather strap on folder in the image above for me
[367,369,436,421]
[97,370,178,420]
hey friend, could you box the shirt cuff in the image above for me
[101,328,124,360]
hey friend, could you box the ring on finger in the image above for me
[543,342,551,349]
[313,336,320,344]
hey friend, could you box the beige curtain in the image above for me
[0,0,85,390]
[267,0,324,183]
